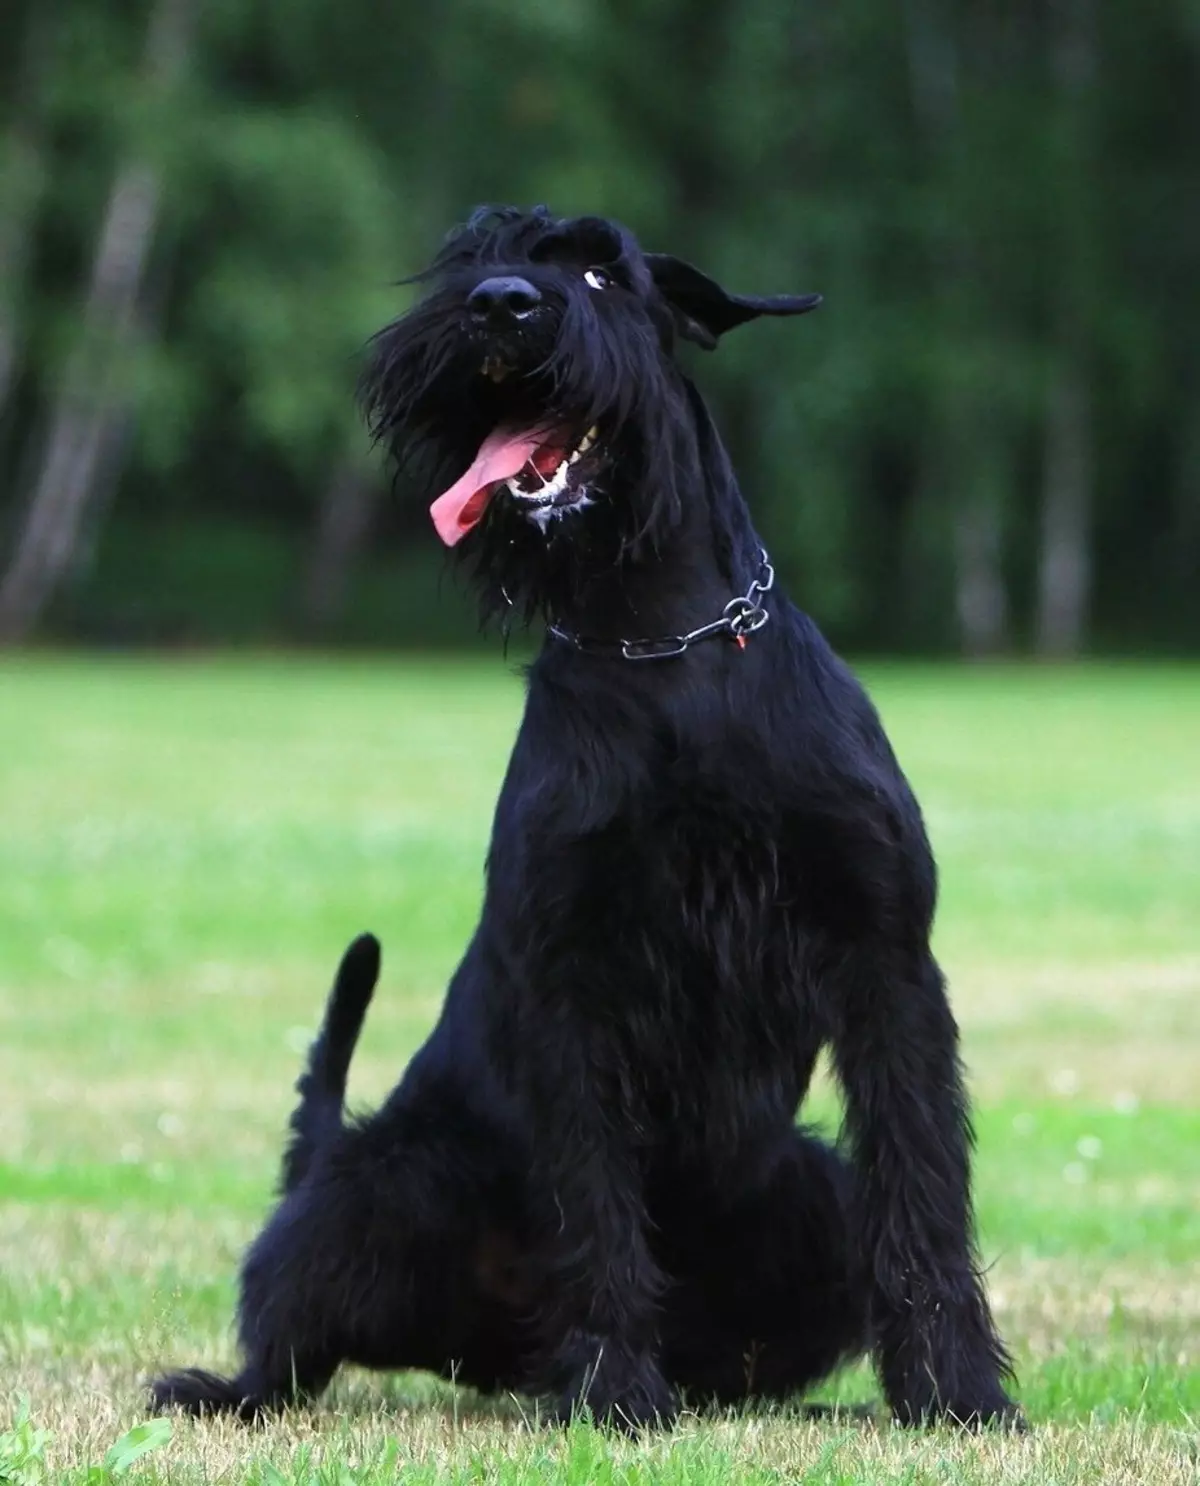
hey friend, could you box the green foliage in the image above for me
[0,1410,171,1485]
[1,3,1199,643]
[0,1401,51,1486]
[92,1419,173,1479]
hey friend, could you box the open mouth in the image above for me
[430,421,602,546]
[504,426,598,517]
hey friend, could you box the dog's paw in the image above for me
[879,1304,1024,1432]
[892,1390,1027,1432]
[149,1368,261,1420]
[554,1347,680,1432]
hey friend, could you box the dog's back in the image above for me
[279,932,380,1192]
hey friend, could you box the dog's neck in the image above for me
[549,526,750,649]
[547,393,763,648]
[549,513,766,657]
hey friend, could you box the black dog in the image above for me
[151,206,1018,1430]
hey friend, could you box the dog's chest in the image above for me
[489,686,904,1112]
[574,776,827,1139]
[505,753,820,1044]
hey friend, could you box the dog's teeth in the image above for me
[505,456,575,508]
[569,427,599,464]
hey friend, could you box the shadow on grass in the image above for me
[327,1371,883,1431]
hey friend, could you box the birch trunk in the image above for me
[903,0,1011,655]
[954,471,1009,657]
[298,459,380,633]
[0,0,195,641]
[1037,358,1093,655]
[1035,0,1097,657]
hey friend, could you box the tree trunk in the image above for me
[298,459,380,634]
[903,1,1012,656]
[0,6,51,423]
[0,141,41,421]
[954,470,1010,658]
[1035,0,1097,657]
[1036,358,1092,655]
[0,0,195,642]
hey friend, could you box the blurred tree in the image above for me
[0,3,50,425]
[0,0,1196,651]
[299,455,381,635]
[0,0,196,640]
[1036,0,1098,657]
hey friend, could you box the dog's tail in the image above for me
[279,932,380,1193]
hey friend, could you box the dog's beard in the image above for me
[362,283,703,625]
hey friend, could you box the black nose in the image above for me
[467,276,542,320]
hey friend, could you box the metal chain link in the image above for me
[549,550,774,662]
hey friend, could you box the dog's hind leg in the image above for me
[151,940,536,1420]
[151,1083,530,1418]
[828,945,1020,1428]
[150,1186,357,1417]
[656,1128,869,1408]
[153,937,384,1418]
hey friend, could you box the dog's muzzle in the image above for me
[467,276,543,322]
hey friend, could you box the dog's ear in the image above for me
[646,253,821,350]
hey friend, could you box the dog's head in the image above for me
[361,205,819,620]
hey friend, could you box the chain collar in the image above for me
[546,550,775,662]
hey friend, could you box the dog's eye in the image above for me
[583,267,612,291]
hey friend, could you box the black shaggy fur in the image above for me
[151,206,1019,1431]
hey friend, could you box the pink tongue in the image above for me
[430,427,550,547]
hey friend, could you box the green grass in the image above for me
[1,655,1198,1484]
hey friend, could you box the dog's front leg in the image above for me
[529,1096,677,1430]
[830,944,1021,1428]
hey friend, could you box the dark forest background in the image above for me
[0,0,1197,654]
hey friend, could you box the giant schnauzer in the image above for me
[151,206,1018,1431]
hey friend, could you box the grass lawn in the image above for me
[1,654,1197,1484]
